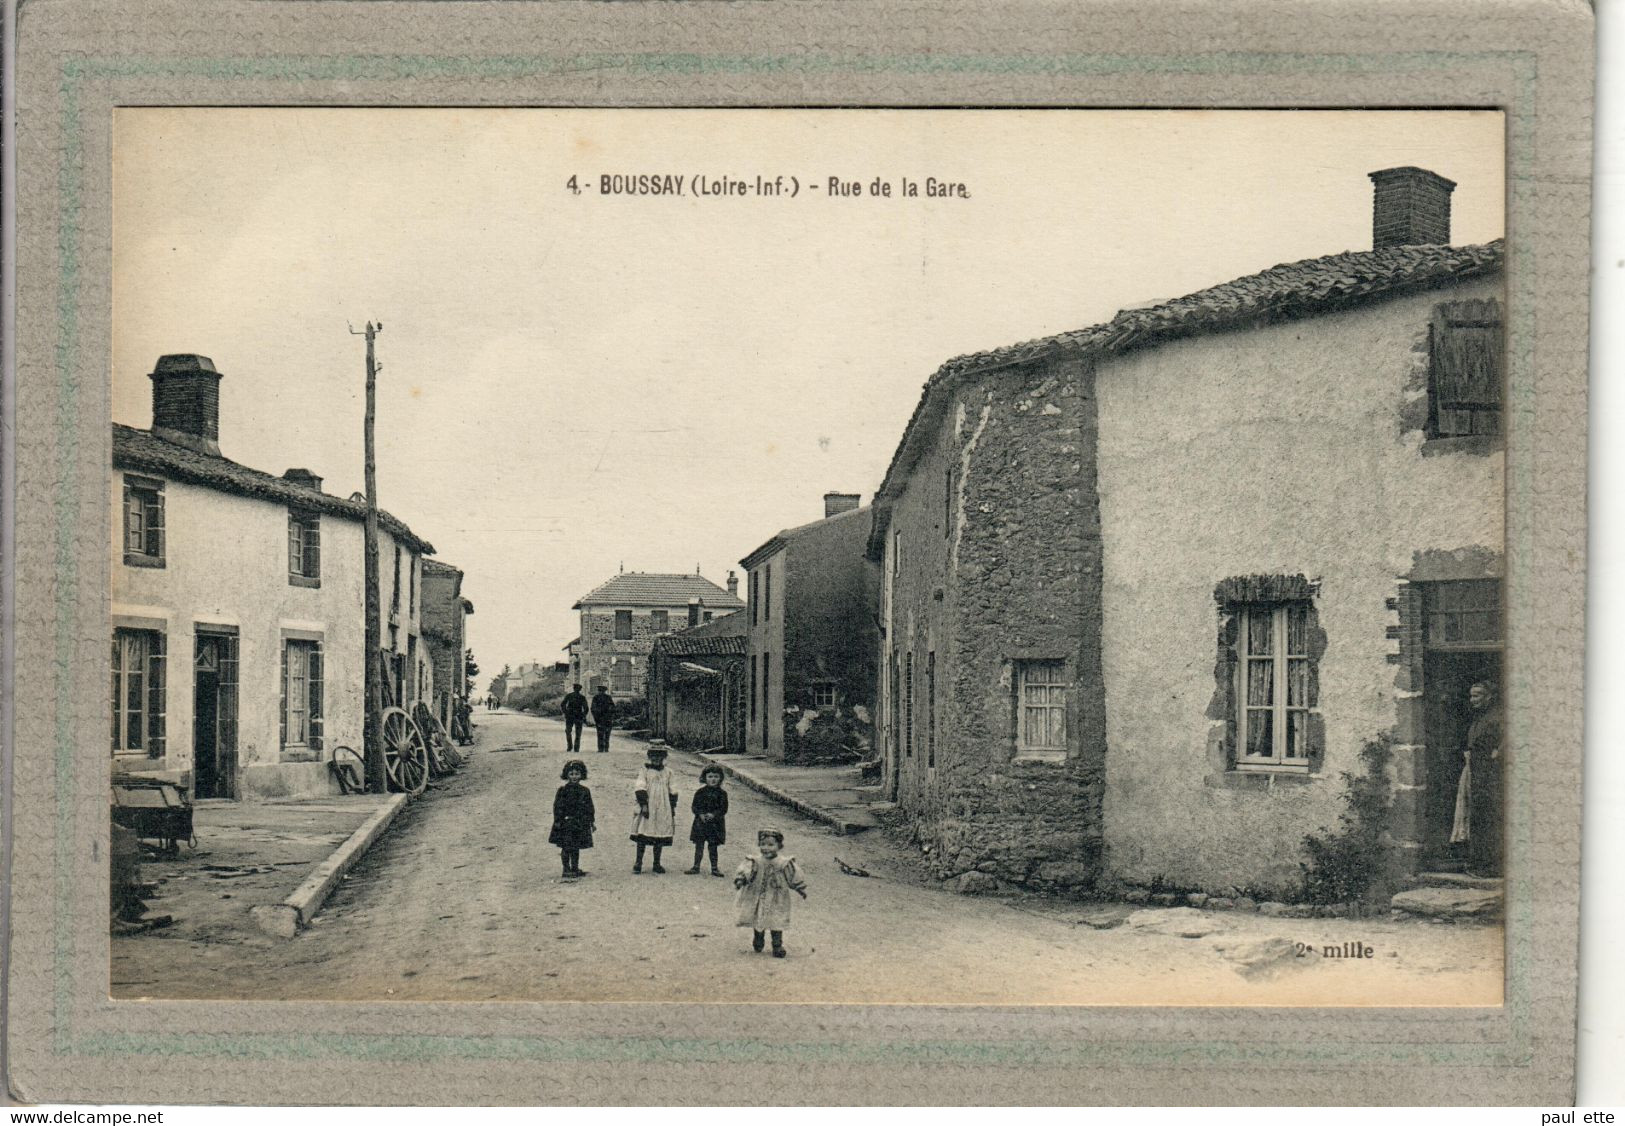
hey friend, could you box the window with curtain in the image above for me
[111,628,166,756]
[1235,604,1315,771]
[281,639,324,751]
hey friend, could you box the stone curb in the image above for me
[251,793,410,938]
[688,749,869,836]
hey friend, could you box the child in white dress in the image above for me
[629,743,680,874]
[734,828,807,957]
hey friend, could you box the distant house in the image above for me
[868,167,1504,896]
[112,354,437,801]
[647,613,748,752]
[740,493,879,762]
[571,570,744,698]
[421,559,474,729]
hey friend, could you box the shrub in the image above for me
[784,709,864,765]
[1299,733,1394,905]
[506,683,562,715]
[613,696,651,730]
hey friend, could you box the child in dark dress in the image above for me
[548,759,595,879]
[684,765,729,876]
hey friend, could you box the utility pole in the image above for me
[351,321,386,792]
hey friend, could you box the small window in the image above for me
[1235,604,1315,771]
[892,530,902,576]
[281,639,324,751]
[750,655,758,724]
[390,544,402,615]
[750,570,758,626]
[703,611,713,623]
[614,609,633,640]
[1015,660,1068,757]
[651,609,669,633]
[1429,298,1503,438]
[122,477,165,567]
[409,556,416,616]
[944,466,958,539]
[813,682,836,710]
[288,510,321,586]
[111,627,166,757]
[764,563,772,620]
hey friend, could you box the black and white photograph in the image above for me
[102,108,1512,1007]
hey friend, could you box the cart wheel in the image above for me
[381,707,429,795]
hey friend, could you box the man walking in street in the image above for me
[562,683,589,754]
[591,684,617,754]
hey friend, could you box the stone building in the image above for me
[646,613,748,752]
[421,559,474,729]
[112,354,438,800]
[571,570,744,698]
[868,167,1504,896]
[741,494,879,762]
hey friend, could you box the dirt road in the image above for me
[113,710,1503,1005]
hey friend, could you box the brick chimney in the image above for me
[824,492,861,518]
[282,468,323,491]
[1368,166,1456,248]
[726,570,739,598]
[149,354,223,456]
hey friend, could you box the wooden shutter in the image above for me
[303,516,321,579]
[1432,299,1504,409]
[218,635,238,782]
[110,635,122,752]
[146,632,166,757]
[280,641,290,747]
[308,642,324,751]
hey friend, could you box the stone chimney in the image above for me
[282,468,323,491]
[824,492,861,518]
[149,354,223,456]
[726,570,739,598]
[1368,166,1456,248]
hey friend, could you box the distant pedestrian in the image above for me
[590,685,616,754]
[562,683,589,753]
[548,759,595,879]
[630,743,679,873]
[734,828,807,958]
[684,765,729,876]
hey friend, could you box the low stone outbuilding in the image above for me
[646,614,748,752]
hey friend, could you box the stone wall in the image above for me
[883,355,1107,892]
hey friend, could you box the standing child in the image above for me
[684,765,729,876]
[630,743,680,873]
[734,828,807,957]
[548,759,595,879]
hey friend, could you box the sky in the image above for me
[111,109,1505,678]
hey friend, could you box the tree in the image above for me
[464,648,480,695]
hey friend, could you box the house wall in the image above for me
[883,355,1108,891]
[111,475,428,799]
[779,513,879,762]
[745,549,788,757]
[1093,278,1504,895]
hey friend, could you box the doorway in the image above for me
[1418,579,1502,868]
[193,629,239,799]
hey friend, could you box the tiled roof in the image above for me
[423,558,462,577]
[651,633,747,659]
[113,424,434,554]
[573,572,745,610]
[869,239,1504,555]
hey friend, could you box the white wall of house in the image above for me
[744,549,787,757]
[111,474,428,799]
[1093,277,1504,893]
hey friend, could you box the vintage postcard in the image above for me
[6,0,1591,1107]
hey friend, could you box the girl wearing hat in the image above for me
[734,828,808,957]
[684,765,730,876]
[630,743,680,874]
[548,759,595,879]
